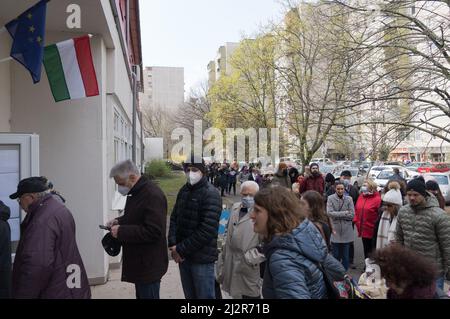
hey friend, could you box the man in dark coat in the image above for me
[10,177,90,299]
[169,156,222,299]
[0,201,11,299]
[108,160,168,299]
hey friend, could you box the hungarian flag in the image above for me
[43,35,99,102]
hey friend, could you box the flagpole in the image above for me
[0,26,12,63]
[0,57,12,63]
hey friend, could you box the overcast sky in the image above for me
[139,0,284,97]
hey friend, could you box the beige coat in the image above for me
[218,202,265,298]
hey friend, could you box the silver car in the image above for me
[423,173,450,204]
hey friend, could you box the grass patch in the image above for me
[154,171,186,215]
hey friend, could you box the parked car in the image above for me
[334,168,366,188]
[320,164,337,175]
[310,158,332,165]
[406,162,432,172]
[423,173,450,204]
[384,161,405,166]
[367,165,391,179]
[373,167,419,191]
[417,163,450,173]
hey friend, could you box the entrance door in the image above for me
[0,134,39,254]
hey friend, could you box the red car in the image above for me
[417,163,450,173]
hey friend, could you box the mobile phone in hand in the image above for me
[99,225,111,231]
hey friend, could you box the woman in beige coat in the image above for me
[218,181,265,299]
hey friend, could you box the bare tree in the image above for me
[174,81,212,133]
[272,1,364,167]
[328,0,450,144]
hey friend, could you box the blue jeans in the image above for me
[179,260,215,299]
[436,276,445,291]
[331,242,350,271]
[135,281,161,299]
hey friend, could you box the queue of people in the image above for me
[1,159,449,299]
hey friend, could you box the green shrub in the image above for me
[145,160,171,178]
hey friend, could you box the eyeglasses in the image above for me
[17,194,31,203]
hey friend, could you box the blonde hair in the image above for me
[365,179,378,192]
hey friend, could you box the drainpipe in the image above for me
[132,65,137,164]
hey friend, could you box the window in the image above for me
[429,175,449,185]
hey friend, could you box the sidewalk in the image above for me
[92,190,449,298]
[92,192,240,299]
[91,260,185,299]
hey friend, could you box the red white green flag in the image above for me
[43,35,99,102]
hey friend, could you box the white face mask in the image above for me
[188,171,203,185]
[118,185,130,196]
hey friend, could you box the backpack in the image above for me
[316,254,371,299]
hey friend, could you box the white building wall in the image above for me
[0,26,11,132]
[9,33,109,283]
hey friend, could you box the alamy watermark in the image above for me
[171,120,280,165]
[66,264,81,289]
[66,4,81,29]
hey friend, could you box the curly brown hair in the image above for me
[254,186,306,242]
[371,244,438,288]
[384,180,406,196]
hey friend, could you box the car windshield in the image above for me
[377,171,395,179]
[348,169,359,176]
[321,166,335,174]
[429,175,449,185]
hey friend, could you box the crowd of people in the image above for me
[1,158,449,299]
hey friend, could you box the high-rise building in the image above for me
[207,42,239,85]
[141,66,184,112]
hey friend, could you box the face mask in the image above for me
[242,196,255,208]
[188,171,203,185]
[361,186,369,194]
[118,185,130,196]
[342,179,350,187]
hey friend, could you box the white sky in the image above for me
[139,0,284,97]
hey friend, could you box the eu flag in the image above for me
[5,0,49,84]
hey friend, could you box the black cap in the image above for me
[407,179,427,197]
[310,163,319,169]
[183,154,206,174]
[325,173,336,183]
[101,233,122,256]
[341,170,352,177]
[9,177,49,199]
[425,180,440,192]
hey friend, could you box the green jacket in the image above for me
[396,194,450,277]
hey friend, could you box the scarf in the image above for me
[376,211,397,249]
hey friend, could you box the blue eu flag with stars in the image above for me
[5,0,49,84]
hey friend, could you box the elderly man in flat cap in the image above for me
[10,177,90,299]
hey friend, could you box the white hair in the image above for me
[35,190,51,199]
[109,160,140,179]
[240,181,259,193]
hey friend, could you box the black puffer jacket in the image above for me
[169,176,222,263]
[0,201,11,299]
